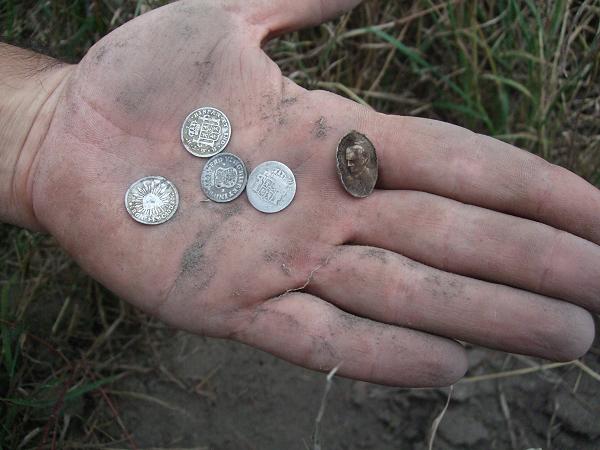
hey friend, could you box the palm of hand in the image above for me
[34,1,376,372]
[32,1,600,386]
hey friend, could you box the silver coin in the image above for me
[246,161,296,213]
[201,153,248,202]
[125,176,179,225]
[181,107,231,157]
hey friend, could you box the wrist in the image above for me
[0,44,74,231]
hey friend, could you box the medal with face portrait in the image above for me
[336,131,378,198]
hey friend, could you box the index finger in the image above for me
[312,91,600,245]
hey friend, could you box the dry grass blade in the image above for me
[460,361,573,383]
[106,390,191,417]
[462,359,600,384]
[312,364,340,450]
[427,385,453,450]
[572,359,600,382]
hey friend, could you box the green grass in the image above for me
[1,0,599,448]
[268,1,600,179]
[0,227,139,449]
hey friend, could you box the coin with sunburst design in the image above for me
[125,176,179,225]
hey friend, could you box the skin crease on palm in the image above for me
[19,0,600,387]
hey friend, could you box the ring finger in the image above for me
[306,245,595,360]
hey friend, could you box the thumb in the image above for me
[235,0,363,39]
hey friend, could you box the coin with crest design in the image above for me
[246,161,296,213]
[125,176,179,225]
[181,107,231,157]
[201,153,248,202]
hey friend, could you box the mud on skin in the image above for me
[263,249,295,276]
[173,201,247,296]
[312,116,331,139]
[359,247,389,264]
[180,240,217,292]
[206,201,243,220]
[423,272,467,303]
[281,96,298,106]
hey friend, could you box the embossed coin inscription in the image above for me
[201,153,248,202]
[246,161,296,213]
[336,131,378,198]
[181,107,231,157]
[125,176,179,225]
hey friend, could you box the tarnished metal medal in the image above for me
[125,176,179,225]
[181,107,231,157]
[246,161,296,213]
[336,131,378,198]
[201,153,247,203]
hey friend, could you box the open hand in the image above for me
[31,0,600,386]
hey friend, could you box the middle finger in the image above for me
[347,189,600,312]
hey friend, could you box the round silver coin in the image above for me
[125,176,179,225]
[246,161,296,213]
[181,106,231,158]
[201,153,248,203]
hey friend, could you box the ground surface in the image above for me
[112,333,600,450]
[1,1,599,449]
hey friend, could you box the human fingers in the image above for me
[229,292,467,387]
[348,190,600,313]
[231,0,362,38]
[306,246,595,361]
[308,91,600,245]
